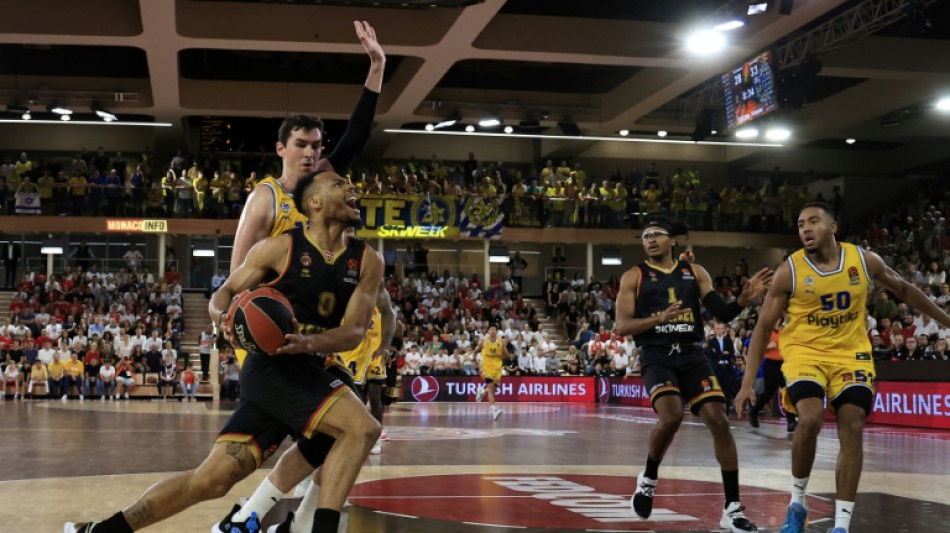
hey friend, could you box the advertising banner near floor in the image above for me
[866,381,950,430]
[402,375,593,403]
[595,376,652,408]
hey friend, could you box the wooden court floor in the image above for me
[2,399,949,532]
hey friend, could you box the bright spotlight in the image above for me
[713,20,746,31]
[619,129,630,136]
[504,125,514,134]
[765,128,791,141]
[21,112,31,120]
[845,138,856,145]
[735,127,759,139]
[478,118,501,127]
[686,30,726,55]
[434,119,457,129]
[937,97,950,112]
[465,125,475,132]
[61,114,71,121]
[747,2,769,15]
[425,123,435,131]
[50,105,73,115]
[657,130,668,137]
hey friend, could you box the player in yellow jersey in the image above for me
[737,202,950,533]
[466,326,510,420]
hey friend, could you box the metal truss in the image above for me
[647,0,938,123]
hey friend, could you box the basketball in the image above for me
[226,287,295,355]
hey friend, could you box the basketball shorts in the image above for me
[366,351,387,382]
[482,361,503,384]
[640,346,725,415]
[782,353,876,415]
[216,352,352,466]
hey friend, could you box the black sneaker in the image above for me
[211,503,260,533]
[64,523,96,533]
[749,408,760,428]
[787,415,798,433]
[631,471,657,518]
[266,511,294,533]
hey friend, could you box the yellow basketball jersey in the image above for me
[338,307,382,384]
[780,242,872,360]
[258,176,308,237]
[483,336,504,363]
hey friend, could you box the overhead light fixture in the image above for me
[937,97,950,112]
[61,114,70,121]
[384,128,786,148]
[711,129,718,135]
[488,246,509,264]
[94,109,118,122]
[765,128,791,141]
[193,250,215,257]
[747,2,769,15]
[657,130,668,137]
[713,19,746,31]
[425,123,435,131]
[504,125,514,134]
[21,112,31,121]
[41,246,64,255]
[735,127,759,139]
[465,125,475,132]
[0,119,172,127]
[601,248,623,266]
[193,239,215,257]
[686,30,726,55]
[619,129,630,136]
[478,118,501,127]
[49,105,73,115]
[845,138,856,145]
[434,119,457,129]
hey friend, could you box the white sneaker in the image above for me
[124,393,129,399]
[380,429,389,441]
[369,439,382,455]
[475,386,486,402]
[0,392,5,399]
[61,395,67,401]
[13,394,19,400]
[100,395,105,401]
[79,395,84,401]
[491,406,503,420]
[720,501,758,532]
[113,394,119,400]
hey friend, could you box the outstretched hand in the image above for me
[354,20,385,65]
[742,267,774,302]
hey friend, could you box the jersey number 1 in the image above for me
[668,287,677,304]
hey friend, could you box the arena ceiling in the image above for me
[0,0,949,174]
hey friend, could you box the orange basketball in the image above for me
[226,287,295,355]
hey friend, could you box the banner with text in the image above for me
[595,376,652,407]
[355,194,504,239]
[866,381,950,430]
[402,375,592,403]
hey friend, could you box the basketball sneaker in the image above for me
[211,504,260,533]
[828,528,847,533]
[720,501,758,532]
[266,512,294,533]
[369,438,382,455]
[631,471,657,518]
[491,406,503,420]
[779,502,808,533]
[475,386,486,402]
[64,522,96,532]
[380,429,390,441]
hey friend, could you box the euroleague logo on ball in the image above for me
[411,376,440,402]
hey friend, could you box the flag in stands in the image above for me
[14,192,40,215]
[460,195,505,239]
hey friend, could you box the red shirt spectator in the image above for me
[165,267,181,286]
[84,347,101,365]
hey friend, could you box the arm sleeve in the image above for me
[325,88,379,173]
[701,291,744,324]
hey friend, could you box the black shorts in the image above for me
[216,352,351,466]
[640,346,726,415]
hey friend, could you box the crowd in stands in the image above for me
[0,147,833,233]
[0,255,208,401]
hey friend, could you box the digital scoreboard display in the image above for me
[722,51,779,129]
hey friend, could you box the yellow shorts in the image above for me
[482,364,503,384]
[781,355,875,414]
[366,353,387,382]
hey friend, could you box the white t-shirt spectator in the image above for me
[517,352,534,372]
[144,335,163,353]
[37,347,56,365]
[130,333,147,348]
[166,303,183,317]
[34,312,51,327]
[99,365,116,381]
[404,349,422,374]
[70,335,89,350]
[115,337,135,359]
[103,323,121,338]
[915,317,940,339]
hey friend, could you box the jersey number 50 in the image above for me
[819,291,851,311]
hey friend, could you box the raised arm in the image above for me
[735,261,790,414]
[230,186,277,272]
[277,245,384,354]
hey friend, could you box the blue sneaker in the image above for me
[828,528,847,533]
[779,502,808,533]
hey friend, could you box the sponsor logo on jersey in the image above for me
[300,253,312,267]
[680,268,694,280]
[848,266,860,285]
[804,276,815,286]
[807,310,859,329]
[648,271,658,282]
[842,373,853,382]
[701,379,711,392]
[281,202,291,213]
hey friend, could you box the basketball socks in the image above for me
[233,476,283,522]
[95,512,133,533]
[722,469,740,506]
[791,475,809,506]
[645,456,661,480]
[834,500,854,531]
[290,477,321,533]
[312,508,341,533]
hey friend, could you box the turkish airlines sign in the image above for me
[401,376,593,403]
[595,376,652,407]
[867,381,950,429]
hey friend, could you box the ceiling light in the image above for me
[384,128,786,148]
[937,97,950,112]
[765,128,791,141]
[478,118,501,127]
[711,129,718,135]
[686,30,726,55]
[49,105,72,115]
[713,20,746,31]
[489,246,509,263]
[657,130,668,137]
[434,119,457,129]
[845,138,856,145]
[601,248,622,266]
[735,127,759,139]
[747,2,769,15]
[95,109,118,122]
[619,129,630,136]
[61,114,70,121]
[193,250,215,257]
[0,119,172,127]
[21,112,31,121]
[465,125,475,132]
[425,123,435,131]
[504,125,514,134]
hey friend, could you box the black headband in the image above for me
[643,218,674,234]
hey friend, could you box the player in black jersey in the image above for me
[614,216,771,533]
[65,171,383,533]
